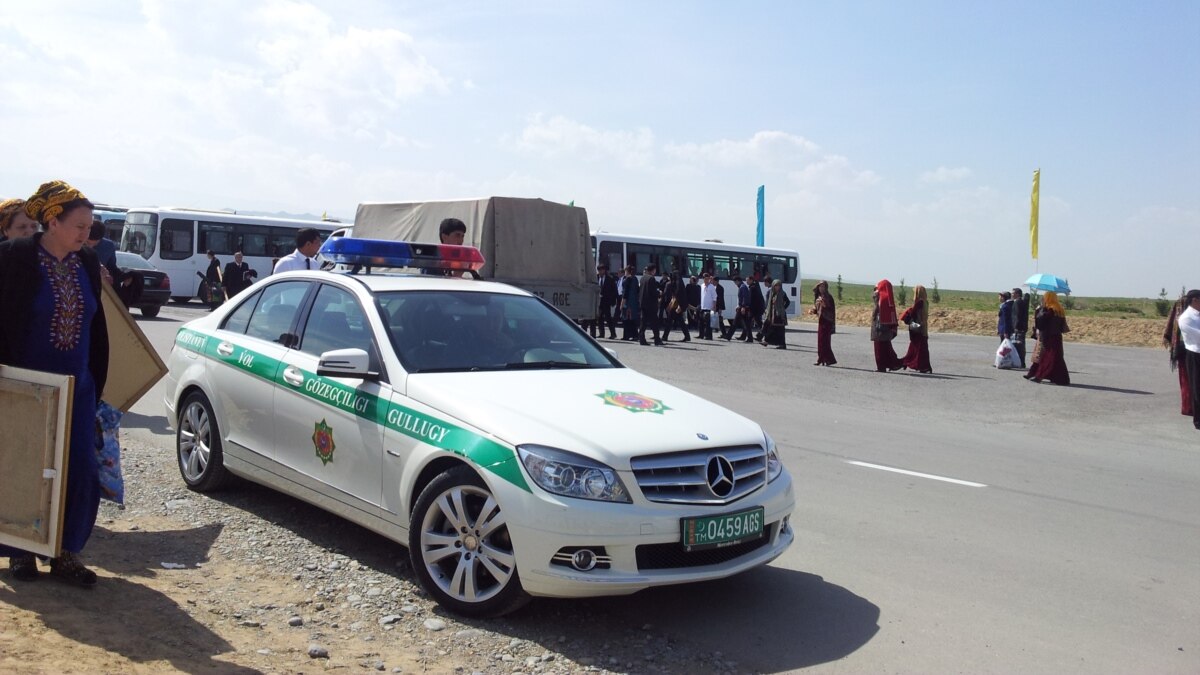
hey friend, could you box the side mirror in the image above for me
[317,348,378,381]
[605,347,618,359]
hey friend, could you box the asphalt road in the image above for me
[131,301,1200,674]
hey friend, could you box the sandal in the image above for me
[9,554,38,582]
[50,551,97,587]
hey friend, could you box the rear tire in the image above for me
[409,465,530,617]
[140,305,161,318]
[176,391,230,492]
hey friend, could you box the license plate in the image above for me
[680,507,764,551]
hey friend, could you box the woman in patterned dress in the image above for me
[0,180,109,586]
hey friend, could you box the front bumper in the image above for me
[500,469,795,598]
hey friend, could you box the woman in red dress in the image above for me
[1025,291,1070,385]
[810,280,837,365]
[871,279,904,372]
[900,284,932,373]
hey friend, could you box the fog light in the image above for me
[571,549,597,571]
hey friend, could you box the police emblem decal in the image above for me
[313,419,336,465]
[596,390,671,414]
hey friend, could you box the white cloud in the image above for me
[788,155,881,191]
[664,131,818,168]
[919,166,973,184]
[508,114,656,169]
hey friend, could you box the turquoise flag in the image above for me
[756,185,765,246]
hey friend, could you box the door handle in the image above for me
[282,366,305,387]
[217,342,234,356]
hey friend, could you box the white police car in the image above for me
[164,238,794,617]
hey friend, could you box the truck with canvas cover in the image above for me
[352,197,597,322]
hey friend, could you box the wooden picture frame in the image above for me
[100,280,167,412]
[0,365,73,558]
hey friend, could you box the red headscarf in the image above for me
[875,279,898,325]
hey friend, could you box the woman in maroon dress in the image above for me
[900,284,932,373]
[1025,291,1070,385]
[871,279,904,372]
[810,280,837,365]
[1164,294,1193,416]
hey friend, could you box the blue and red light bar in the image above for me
[319,237,486,272]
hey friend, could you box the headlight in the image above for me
[517,445,631,503]
[765,431,783,482]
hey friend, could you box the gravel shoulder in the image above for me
[0,430,742,674]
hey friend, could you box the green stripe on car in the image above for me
[174,328,530,491]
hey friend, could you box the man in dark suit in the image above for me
[1010,287,1031,368]
[223,251,257,299]
[661,272,691,343]
[685,275,702,330]
[637,263,663,346]
[591,264,618,339]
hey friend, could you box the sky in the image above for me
[1,0,1196,298]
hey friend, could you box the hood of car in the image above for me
[406,367,764,468]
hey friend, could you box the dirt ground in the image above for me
[807,306,1165,348]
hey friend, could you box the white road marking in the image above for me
[847,460,988,488]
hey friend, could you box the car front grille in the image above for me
[635,531,771,570]
[629,445,766,505]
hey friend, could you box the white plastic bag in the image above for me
[995,338,1020,369]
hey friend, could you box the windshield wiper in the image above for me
[502,360,594,370]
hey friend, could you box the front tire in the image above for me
[140,305,161,318]
[409,465,530,617]
[176,391,230,492]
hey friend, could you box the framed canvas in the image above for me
[100,280,167,412]
[0,365,73,559]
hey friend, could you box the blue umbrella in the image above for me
[1025,273,1071,294]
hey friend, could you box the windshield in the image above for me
[121,212,158,260]
[378,290,619,373]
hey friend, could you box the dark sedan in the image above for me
[115,251,171,317]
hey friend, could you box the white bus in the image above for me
[119,207,339,303]
[591,232,802,316]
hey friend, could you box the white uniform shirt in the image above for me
[700,283,717,311]
[273,250,316,274]
[1179,305,1200,354]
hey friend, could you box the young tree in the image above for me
[1156,287,1170,317]
[931,277,941,304]
[836,274,843,302]
[898,278,908,306]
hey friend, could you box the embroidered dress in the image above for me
[0,249,99,555]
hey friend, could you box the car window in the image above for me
[244,281,310,344]
[221,289,262,335]
[378,291,619,373]
[299,284,375,359]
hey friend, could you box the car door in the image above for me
[272,282,387,517]
[207,280,311,464]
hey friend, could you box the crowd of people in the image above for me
[590,265,1200,433]
[589,264,792,348]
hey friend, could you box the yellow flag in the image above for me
[1029,169,1040,260]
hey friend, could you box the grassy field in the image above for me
[802,278,1170,319]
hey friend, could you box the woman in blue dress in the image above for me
[0,180,109,586]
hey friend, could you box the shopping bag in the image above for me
[995,338,1020,369]
[95,401,124,504]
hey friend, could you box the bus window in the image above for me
[597,240,624,272]
[160,218,194,261]
[269,227,297,257]
[199,221,237,255]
